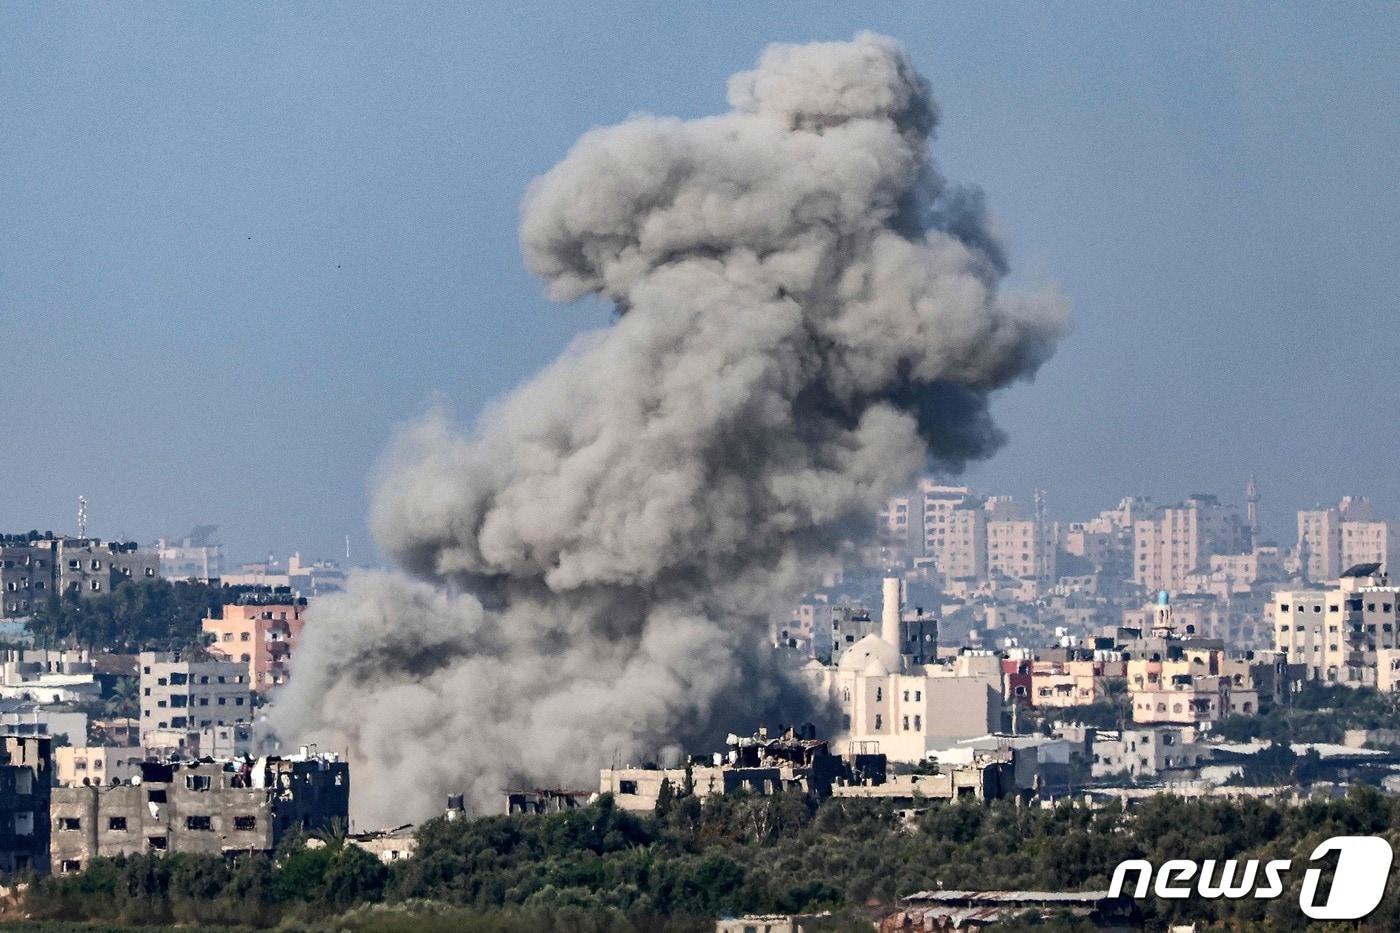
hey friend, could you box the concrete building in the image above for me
[202,593,308,692]
[52,539,159,600]
[1343,520,1397,578]
[54,746,144,788]
[0,736,51,875]
[50,751,348,872]
[988,519,1057,585]
[1091,726,1205,779]
[1133,494,1247,593]
[830,751,1018,804]
[0,700,87,746]
[920,482,987,584]
[0,541,53,618]
[139,652,252,754]
[876,493,921,564]
[1297,497,1382,583]
[600,726,882,813]
[157,527,224,582]
[1271,563,1400,685]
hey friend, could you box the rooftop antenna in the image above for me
[77,496,88,538]
[345,535,351,562]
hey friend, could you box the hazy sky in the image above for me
[3,3,1397,564]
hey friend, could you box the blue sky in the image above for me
[2,3,1397,563]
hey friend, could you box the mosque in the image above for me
[806,576,1003,763]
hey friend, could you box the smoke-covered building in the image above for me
[0,736,52,875]
[50,751,349,873]
[600,726,883,813]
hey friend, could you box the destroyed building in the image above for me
[50,749,347,873]
[0,736,51,875]
[601,726,885,813]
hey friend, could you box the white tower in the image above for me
[881,575,902,649]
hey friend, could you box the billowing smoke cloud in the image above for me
[268,32,1067,823]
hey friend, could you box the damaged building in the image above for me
[50,749,348,873]
[601,725,885,813]
[0,736,51,875]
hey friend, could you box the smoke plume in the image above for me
[268,32,1067,823]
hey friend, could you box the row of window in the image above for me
[59,814,257,832]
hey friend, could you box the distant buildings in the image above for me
[0,536,158,617]
[221,553,345,596]
[1133,494,1248,593]
[157,526,224,583]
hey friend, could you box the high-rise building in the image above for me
[1297,497,1388,582]
[919,482,986,584]
[1133,494,1247,593]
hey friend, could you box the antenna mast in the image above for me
[77,496,88,538]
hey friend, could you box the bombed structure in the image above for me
[601,725,886,812]
[50,749,348,873]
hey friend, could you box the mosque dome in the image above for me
[1157,590,1171,606]
[839,633,900,674]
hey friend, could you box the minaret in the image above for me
[881,575,902,649]
[1246,475,1260,549]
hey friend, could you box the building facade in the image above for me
[139,652,253,753]
[50,752,349,872]
[202,594,308,692]
[0,736,51,875]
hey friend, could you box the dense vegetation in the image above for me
[23,786,1400,931]
[1214,681,1400,745]
[24,580,238,653]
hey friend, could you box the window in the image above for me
[902,715,909,730]
[61,859,81,873]
[148,836,167,850]
[618,780,638,795]
[90,580,101,591]
[875,687,882,702]
[185,815,212,831]
[59,817,81,831]
[874,714,883,729]
[108,817,127,831]
[147,789,167,803]
[914,715,922,731]
[233,815,257,831]
[185,774,212,791]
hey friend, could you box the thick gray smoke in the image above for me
[268,32,1067,823]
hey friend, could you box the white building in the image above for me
[808,577,999,763]
[1272,563,1400,685]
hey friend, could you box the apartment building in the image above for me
[920,483,987,584]
[138,652,253,754]
[1296,497,1390,583]
[0,541,53,618]
[202,593,309,692]
[1091,726,1204,779]
[0,736,52,875]
[988,519,1057,583]
[1133,494,1247,593]
[54,746,144,788]
[1271,563,1400,685]
[50,751,349,872]
[52,539,159,599]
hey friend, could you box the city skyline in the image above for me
[4,5,1398,565]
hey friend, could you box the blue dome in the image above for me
[1156,590,1170,606]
